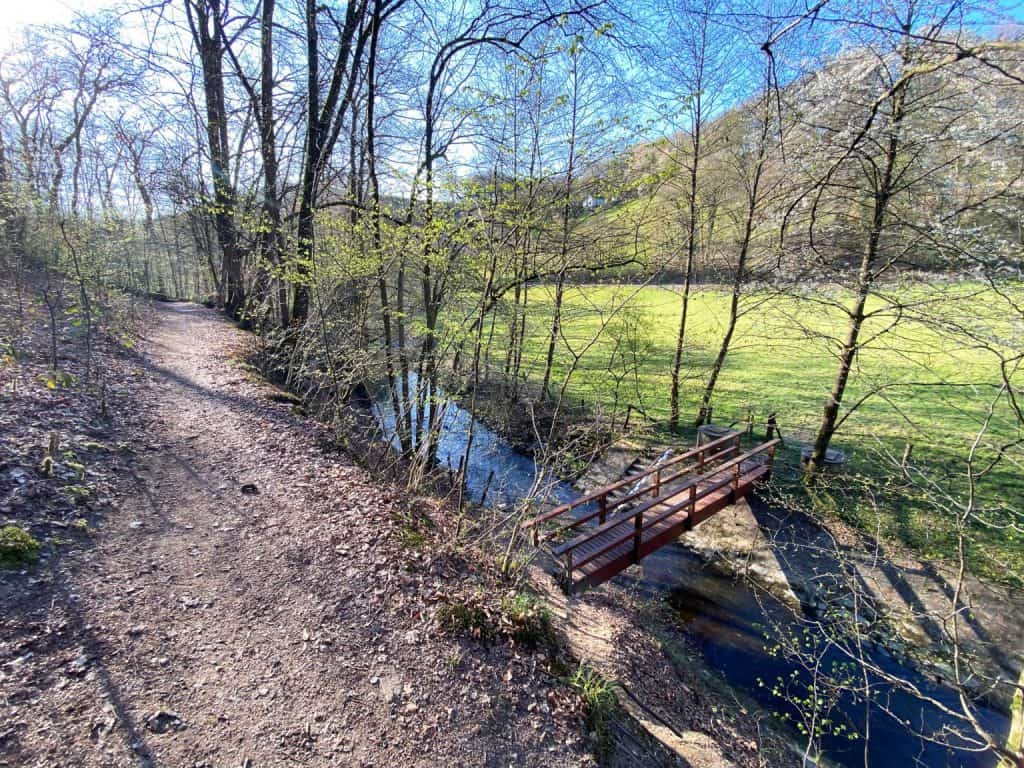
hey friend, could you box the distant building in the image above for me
[583,195,606,210]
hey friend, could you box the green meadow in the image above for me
[481,281,1024,582]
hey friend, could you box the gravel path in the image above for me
[2,302,600,767]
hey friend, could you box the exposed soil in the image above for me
[674,494,1024,709]
[0,299,624,767]
[532,567,797,768]
[581,439,1024,712]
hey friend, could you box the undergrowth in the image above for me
[0,525,41,568]
[436,589,555,649]
[569,662,618,760]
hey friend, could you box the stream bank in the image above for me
[361,382,1016,767]
[248,332,1019,766]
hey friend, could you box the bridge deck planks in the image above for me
[569,462,769,591]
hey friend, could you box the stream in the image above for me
[372,386,1010,767]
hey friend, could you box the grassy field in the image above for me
[479,281,1024,582]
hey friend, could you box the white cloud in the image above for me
[0,0,103,48]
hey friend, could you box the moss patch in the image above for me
[0,525,41,568]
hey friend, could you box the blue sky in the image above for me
[1,0,1020,45]
[0,0,93,47]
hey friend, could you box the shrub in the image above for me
[500,592,555,647]
[436,601,492,641]
[0,525,41,568]
[569,663,618,760]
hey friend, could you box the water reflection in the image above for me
[371,381,1009,767]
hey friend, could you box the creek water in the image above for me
[372,386,1010,767]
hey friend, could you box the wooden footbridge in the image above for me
[522,433,779,593]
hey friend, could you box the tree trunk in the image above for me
[698,82,772,425]
[805,79,906,477]
[541,49,578,401]
[186,0,245,320]
[669,102,702,429]
[541,270,566,399]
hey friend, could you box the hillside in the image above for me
[577,38,1024,282]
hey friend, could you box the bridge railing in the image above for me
[521,432,743,546]
[552,439,780,583]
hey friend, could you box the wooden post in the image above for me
[766,412,777,440]
[598,495,607,524]
[565,550,574,590]
[653,468,661,498]
[633,511,643,562]
[733,461,741,491]
[697,448,705,473]
[746,406,754,437]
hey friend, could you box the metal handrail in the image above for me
[542,441,740,543]
[522,432,741,539]
[555,439,780,569]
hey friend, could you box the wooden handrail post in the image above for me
[733,461,741,491]
[697,448,705,473]
[633,511,643,562]
[598,495,607,524]
[653,468,661,497]
[565,550,574,587]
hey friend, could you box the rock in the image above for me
[378,673,402,705]
[240,483,259,495]
[8,468,29,485]
[145,711,185,734]
[67,653,90,676]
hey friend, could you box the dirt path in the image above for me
[1,303,600,767]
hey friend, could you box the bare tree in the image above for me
[184,0,246,318]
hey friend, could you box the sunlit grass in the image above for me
[474,281,1023,582]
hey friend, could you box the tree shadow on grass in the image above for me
[747,492,1018,690]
